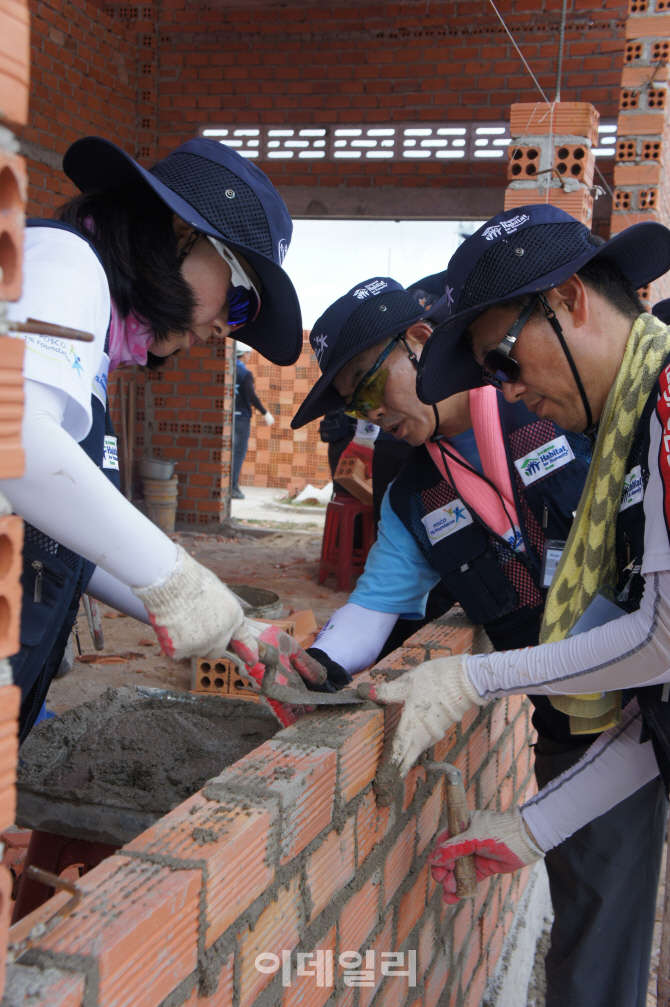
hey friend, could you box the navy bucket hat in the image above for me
[653,298,670,325]
[407,271,450,315]
[63,136,302,366]
[417,204,670,404]
[291,278,425,429]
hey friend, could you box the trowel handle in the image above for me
[445,780,478,899]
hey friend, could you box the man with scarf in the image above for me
[357,205,670,1007]
[291,266,664,1007]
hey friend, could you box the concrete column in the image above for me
[612,6,670,302]
[505,101,599,228]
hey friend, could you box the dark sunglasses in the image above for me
[482,295,539,390]
[344,335,403,419]
[227,285,261,328]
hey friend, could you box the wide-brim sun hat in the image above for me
[291,277,425,429]
[63,136,302,367]
[416,203,670,404]
[407,270,449,315]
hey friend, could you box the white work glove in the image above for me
[263,412,275,426]
[133,545,259,662]
[428,808,544,904]
[357,655,486,777]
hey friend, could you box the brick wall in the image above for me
[5,613,539,1007]
[240,333,331,495]
[18,0,138,216]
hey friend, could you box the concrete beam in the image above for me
[276,185,506,220]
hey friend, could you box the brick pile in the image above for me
[4,616,539,1007]
[612,0,670,303]
[241,334,331,495]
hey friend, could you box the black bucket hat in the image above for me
[291,278,425,429]
[63,136,302,366]
[407,271,449,315]
[416,203,670,404]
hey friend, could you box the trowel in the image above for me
[256,641,365,707]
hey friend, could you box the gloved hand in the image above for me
[304,647,353,693]
[428,808,544,904]
[263,412,275,426]
[133,545,260,662]
[357,656,485,777]
[229,622,327,727]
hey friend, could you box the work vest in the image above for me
[389,395,591,742]
[612,353,670,787]
[12,220,121,741]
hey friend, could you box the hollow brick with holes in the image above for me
[506,145,540,180]
[0,153,26,301]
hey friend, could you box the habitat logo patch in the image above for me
[620,465,644,512]
[102,435,119,471]
[515,435,575,486]
[353,280,387,300]
[422,497,473,545]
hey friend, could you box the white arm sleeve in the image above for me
[86,567,151,624]
[466,569,670,700]
[0,378,177,588]
[521,699,660,852]
[311,602,399,674]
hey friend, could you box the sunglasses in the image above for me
[344,335,402,420]
[227,285,261,327]
[482,295,539,390]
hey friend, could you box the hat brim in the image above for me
[63,137,302,367]
[291,309,425,429]
[416,220,670,404]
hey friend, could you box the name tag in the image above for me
[92,352,110,408]
[541,539,566,589]
[619,464,644,511]
[103,435,119,471]
[422,497,473,545]
[514,435,575,487]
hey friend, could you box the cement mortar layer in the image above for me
[17,686,278,819]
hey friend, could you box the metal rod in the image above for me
[9,319,95,343]
[555,0,568,102]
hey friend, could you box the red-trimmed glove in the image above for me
[229,621,327,727]
[428,808,544,904]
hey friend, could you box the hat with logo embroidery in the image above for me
[291,277,425,429]
[416,203,670,404]
[62,136,302,366]
[407,270,450,315]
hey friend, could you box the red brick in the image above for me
[306,819,355,920]
[238,876,301,1007]
[340,877,379,955]
[197,954,234,1007]
[417,778,444,855]
[424,951,450,1007]
[396,864,429,947]
[0,684,20,832]
[418,911,435,979]
[36,856,200,1007]
[356,789,391,867]
[384,819,416,906]
[283,925,335,1007]
[126,792,273,948]
[402,765,425,812]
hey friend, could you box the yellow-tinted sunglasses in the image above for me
[344,335,402,420]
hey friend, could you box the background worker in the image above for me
[361,206,670,1007]
[5,136,323,739]
[290,274,660,1007]
[232,342,274,499]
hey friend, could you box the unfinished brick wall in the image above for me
[240,333,330,495]
[5,615,539,1007]
[611,3,670,303]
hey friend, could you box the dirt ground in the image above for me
[48,526,350,715]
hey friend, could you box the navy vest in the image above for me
[13,220,120,740]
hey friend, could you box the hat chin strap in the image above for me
[538,293,595,435]
[398,331,442,440]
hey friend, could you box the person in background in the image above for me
[232,342,274,499]
[319,408,356,494]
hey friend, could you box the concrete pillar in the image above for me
[505,101,599,228]
[612,7,670,302]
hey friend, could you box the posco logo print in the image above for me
[422,497,473,545]
[514,435,575,487]
[620,465,644,512]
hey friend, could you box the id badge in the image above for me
[541,539,566,589]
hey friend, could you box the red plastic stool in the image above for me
[319,493,375,593]
[11,830,119,923]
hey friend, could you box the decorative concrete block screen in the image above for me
[240,333,332,496]
[5,614,539,1007]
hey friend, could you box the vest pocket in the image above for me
[440,546,518,625]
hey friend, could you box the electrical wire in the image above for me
[555,0,568,101]
[488,0,550,103]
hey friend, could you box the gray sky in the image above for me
[282,219,484,328]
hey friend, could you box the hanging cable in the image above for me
[555,0,568,102]
[488,0,550,103]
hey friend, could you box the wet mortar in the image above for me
[18,686,278,815]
